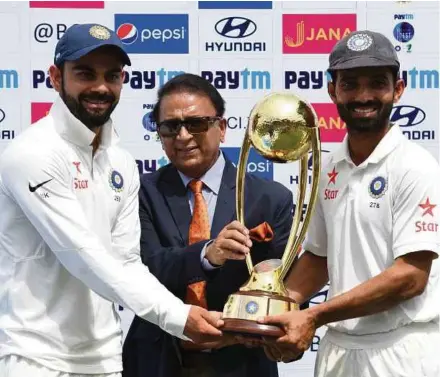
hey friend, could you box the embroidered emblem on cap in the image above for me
[89,25,111,40]
[368,176,387,199]
[347,33,373,51]
[109,169,124,192]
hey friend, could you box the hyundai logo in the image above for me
[215,17,257,39]
[0,109,5,123]
[308,149,330,171]
[391,105,426,127]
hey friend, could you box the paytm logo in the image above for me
[221,147,273,180]
[285,70,331,89]
[285,69,439,90]
[136,157,169,174]
[33,69,185,90]
[401,68,439,89]
[115,14,189,54]
[201,69,271,90]
[124,69,185,89]
[0,70,19,89]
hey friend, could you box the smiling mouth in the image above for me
[83,99,111,109]
[351,106,378,117]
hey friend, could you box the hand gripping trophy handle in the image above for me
[223,92,321,338]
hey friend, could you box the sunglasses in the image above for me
[156,116,222,137]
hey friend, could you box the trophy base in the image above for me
[223,318,285,338]
[222,290,299,340]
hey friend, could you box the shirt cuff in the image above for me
[200,240,221,271]
[163,302,192,341]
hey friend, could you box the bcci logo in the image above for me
[89,25,111,40]
[245,301,259,315]
[368,176,387,199]
[109,169,124,192]
[347,33,373,51]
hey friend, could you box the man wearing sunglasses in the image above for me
[122,73,294,377]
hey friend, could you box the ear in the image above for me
[393,78,405,103]
[219,118,227,143]
[49,65,62,93]
[327,81,337,104]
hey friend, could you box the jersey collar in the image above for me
[50,96,119,150]
[331,123,403,166]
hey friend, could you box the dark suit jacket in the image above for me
[122,159,294,377]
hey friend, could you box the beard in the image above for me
[60,83,118,130]
[337,100,394,134]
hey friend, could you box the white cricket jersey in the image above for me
[304,124,440,335]
[0,97,190,373]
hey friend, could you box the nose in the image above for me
[354,86,375,103]
[175,124,192,141]
[90,76,112,94]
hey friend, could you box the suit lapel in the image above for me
[211,160,237,237]
[158,166,191,243]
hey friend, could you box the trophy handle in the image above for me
[236,132,254,274]
[280,127,321,281]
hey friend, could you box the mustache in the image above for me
[345,101,381,111]
[79,92,116,103]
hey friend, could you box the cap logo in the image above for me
[89,25,111,40]
[347,33,373,52]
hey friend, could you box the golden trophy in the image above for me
[222,92,321,338]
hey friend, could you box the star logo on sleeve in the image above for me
[419,197,436,217]
[327,167,338,185]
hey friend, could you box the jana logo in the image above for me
[117,23,138,45]
[215,17,257,38]
[0,108,5,123]
[391,105,426,127]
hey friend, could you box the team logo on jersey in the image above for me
[109,169,124,192]
[368,176,387,199]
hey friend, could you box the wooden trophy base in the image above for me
[222,290,298,340]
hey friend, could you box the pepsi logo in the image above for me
[117,23,138,45]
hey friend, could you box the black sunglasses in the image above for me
[156,116,222,137]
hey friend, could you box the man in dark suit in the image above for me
[122,73,294,377]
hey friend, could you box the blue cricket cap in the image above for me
[54,23,131,67]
